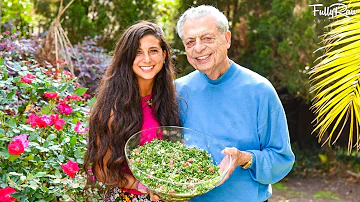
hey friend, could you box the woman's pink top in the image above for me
[123,94,160,195]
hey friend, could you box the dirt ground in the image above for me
[269,176,360,202]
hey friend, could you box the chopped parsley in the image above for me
[128,139,221,200]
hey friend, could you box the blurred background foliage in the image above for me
[1,0,359,176]
[1,0,339,101]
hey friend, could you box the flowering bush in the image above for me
[0,32,101,201]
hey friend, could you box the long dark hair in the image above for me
[83,21,180,187]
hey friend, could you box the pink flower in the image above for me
[88,168,95,181]
[44,92,59,99]
[58,103,72,115]
[50,114,66,130]
[12,134,29,149]
[40,115,52,127]
[27,114,65,130]
[20,74,35,84]
[0,186,17,201]
[8,140,24,155]
[74,122,88,134]
[62,160,79,178]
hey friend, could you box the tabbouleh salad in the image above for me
[128,139,221,196]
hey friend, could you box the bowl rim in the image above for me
[125,126,233,186]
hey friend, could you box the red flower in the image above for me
[65,94,82,102]
[8,140,24,155]
[50,114,66,130]
[62,160,79,178]
[58,103,72,115]
[0,186,17,201]
[26,114,49,128]
[44,92,59,99]
[26,113,39,128]
[19,74,35,84]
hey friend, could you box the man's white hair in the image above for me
[176,5,229,40]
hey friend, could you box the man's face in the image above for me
[182,16,231,80]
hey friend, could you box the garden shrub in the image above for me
[73,36,111,95]
[0,31,101,201]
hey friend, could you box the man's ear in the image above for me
[225,31,231,49]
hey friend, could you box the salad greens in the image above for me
[128,139,221,200]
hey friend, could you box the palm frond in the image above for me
[310,0,360,152]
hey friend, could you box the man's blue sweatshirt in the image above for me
[175,62,295,202]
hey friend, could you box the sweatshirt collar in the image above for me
[201,60,236,85]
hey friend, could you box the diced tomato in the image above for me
[209,168,214,173]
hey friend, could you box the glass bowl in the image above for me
[125,126,232,201]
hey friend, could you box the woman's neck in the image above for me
[138,80,154,97]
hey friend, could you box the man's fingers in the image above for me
[221,147,238,156]
[150,194,160,201]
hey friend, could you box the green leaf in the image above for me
[46,134,57,141]
[41,105,51,114]
[70,135,77,146]
[34,193,42,198]
[58,82,70,92]
[89,96,96,108]
[6,118,17,128]
[74,87,88,96]
[55,170,62,178]
[318,154,328,164]
[52,178,61,183]
[8,155,20,162]
[45,195,55,201]
[12,62,22,71]
[28,180,39,190]
[11,192,24,198]
[34,172,47,178]
[24,154,34,161]
[48,145,62,151]
[7,89,16,99]
[19,124,35,132]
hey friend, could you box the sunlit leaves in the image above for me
[310,0,360,152]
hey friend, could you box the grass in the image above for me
[312,191,340,200]
[272,182,306,199]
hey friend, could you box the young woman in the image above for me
[83,21,180,202]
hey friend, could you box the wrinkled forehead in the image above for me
[183,17,220,39]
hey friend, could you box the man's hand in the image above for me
[217,147,252,186]
[149,192,161,201]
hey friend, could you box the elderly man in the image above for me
[175,5,295,202]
